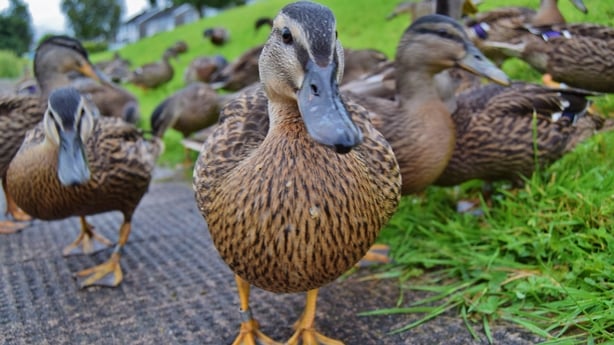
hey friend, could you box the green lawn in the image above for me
[94,0,614,343]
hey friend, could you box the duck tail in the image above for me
[254,17,273,31]
[150,98,174,138]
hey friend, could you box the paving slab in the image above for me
[0,176,541,345]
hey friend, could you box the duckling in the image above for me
[484,21,614,92]
[203,27,230,46]
[0,35,107,234]
[6,86,169,287]
[465,0,588,65]
[350,14,509,195]
[127,49,174,90]
[193,2,401,344]
[434,82,605,187]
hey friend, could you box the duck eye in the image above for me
[437,29,453,39]
[281,27,293,44]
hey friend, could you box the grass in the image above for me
[93,0,614,343]
[0,50,27,79]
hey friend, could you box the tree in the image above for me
[168,0,246,18]
[0,0,33,55]
[61,0,125,41]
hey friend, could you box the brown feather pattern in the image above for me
[6,117,161,221]
[194,86,400,293]
[435,82,604,186]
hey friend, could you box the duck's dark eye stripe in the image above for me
[415,28,464,43]
[282,27,293,44]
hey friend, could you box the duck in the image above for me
[6,86,171,288]
[465,0,588,65]
[254,16,273,31]
[386,0,479,22]
[342,48,390,84]
[349,14,509,195]
[183,54,228,84]
[69,73,140,124]
[203,27,230,46]
[483,21,614,93]
[151,82,234,165]
[127,49,174,90]
[434,82,606,187]
[0,35,107,234]
[95,51,131,83]
[168,40,188,55]
[193,2,401,344]
[210,45,263,91]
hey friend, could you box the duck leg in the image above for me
[182,146,195,168]
[286,289,344,345]
[62,216,113,256]
[231,275,280,345]
[0,179,31,234]
[75,218,131,288]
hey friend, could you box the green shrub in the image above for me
[82,40,109,54]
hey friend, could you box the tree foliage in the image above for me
[167,0,246,17]
[0,0,33,55]
[61,0,125,41]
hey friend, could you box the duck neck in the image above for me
[391,65,457,194]
[267,98,302,130]
[37,71,72,100]
[533,0,564,26]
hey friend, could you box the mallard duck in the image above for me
[127,49,174,90]
[193,2,401,344]
[168,40,188,55]
[465,0,587,65]
[254,16,273,31]
[69,73,140,124]
[342,48,390,84]
[434,82,605,187]
[211,45,263,91]
[484,22,614,92]
[387,0,479,21]
[183,55,228,84]
[151,82,234,165]
[0,35,106,234]
[203,27,230,46]
[6,86,170,288]
[95,51,131,83]
[349,14,509,195]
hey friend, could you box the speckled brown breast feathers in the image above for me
[194,86,400,293]
[7,117,160,220]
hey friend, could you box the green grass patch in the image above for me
[374,130,614,343]
[0,50,27,79]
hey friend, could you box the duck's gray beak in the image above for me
[571,0,588,14]
[297,60,363,154]
[458,44,510,86]
[57,129,90,186]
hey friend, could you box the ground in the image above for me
[0,170,541,344]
